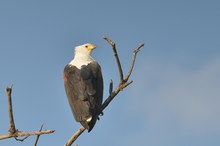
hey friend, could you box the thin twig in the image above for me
[6,85,16,134]
[103,36,124,83]
[34,124,44,146]
[14,135,29,142]
[124,44,144,82]
[0,130,55,140]
[64,127,85,146]
[109,79,113,95]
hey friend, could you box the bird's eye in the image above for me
[85,45,88,48]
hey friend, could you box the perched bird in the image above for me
[63,43,103,132]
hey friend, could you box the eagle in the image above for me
[63,43,103,132]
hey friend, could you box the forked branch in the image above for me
[0,129,55,141]
[103,36,124,83]
[0,86,55,143]
[64,36,144,146]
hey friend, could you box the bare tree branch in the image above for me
[0,86,55,142]
[6,85,16,134]
[0,130,55,140]
[64,36,144,146]
[109,79,113,95]
[124,43,144,82]
[34,124,44,146]
[64,127,85,146]
[103,36,124,83]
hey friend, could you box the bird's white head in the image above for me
[75,43,97,56]
[70,43,97,68]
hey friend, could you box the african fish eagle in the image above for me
[63,43,103,132]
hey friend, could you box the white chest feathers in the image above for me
[69,53,95,69]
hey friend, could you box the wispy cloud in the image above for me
[127,56,220,140]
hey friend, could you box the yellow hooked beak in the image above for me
[85,44,96,51]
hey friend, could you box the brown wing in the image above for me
[63,62,103,132]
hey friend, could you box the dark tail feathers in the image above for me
[80,116,98,132]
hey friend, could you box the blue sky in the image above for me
[0,0,220,146]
